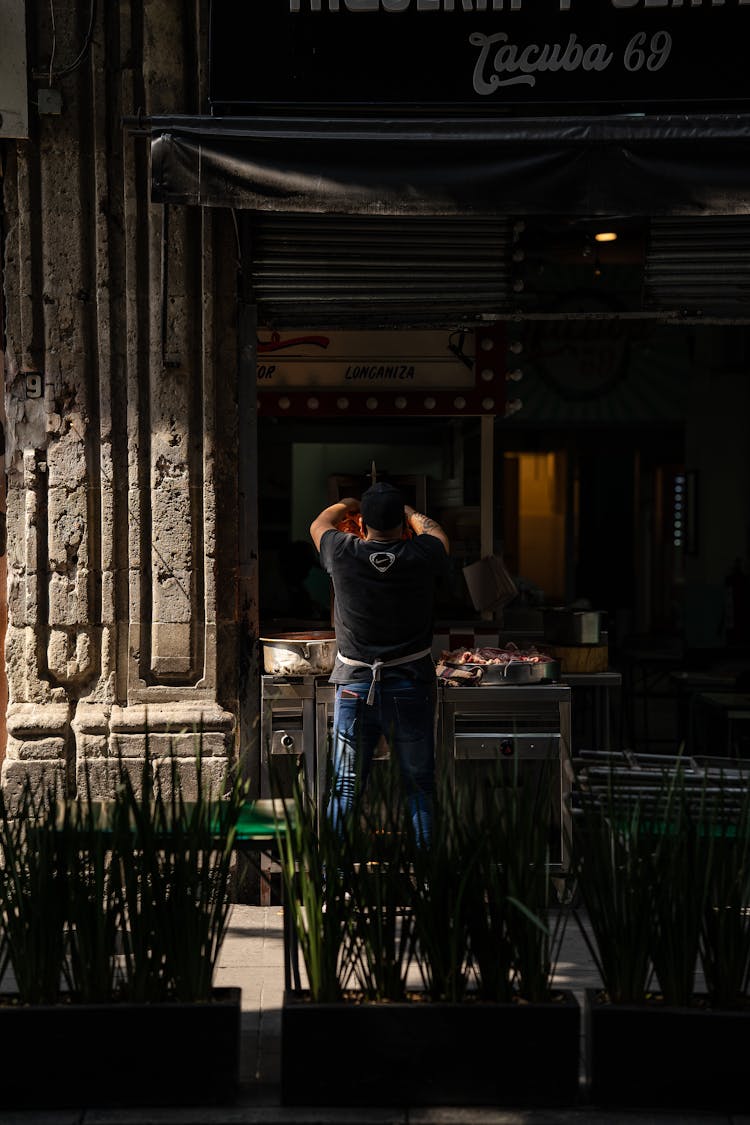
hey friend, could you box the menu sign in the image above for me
[256,330,476,389]
[255,328,510,417]
[210,0,750,110]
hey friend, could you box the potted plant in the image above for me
[278,755,580,1108]
[574,757,750,1110]
[0,753,247,1109]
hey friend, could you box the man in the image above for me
[310,482,450,844]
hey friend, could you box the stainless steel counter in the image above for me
[439,681,572,870]
[262,675,574,871]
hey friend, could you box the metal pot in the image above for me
[260,631,337,676]
[542,608,603,646]
[444,659,560,684]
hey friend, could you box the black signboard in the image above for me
[210,0,750,113]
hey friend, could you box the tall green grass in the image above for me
[408,766,476,1002]
[60,780,125,1003]
[484,758,563,1004]
[647,770,711,1007]
[573,758,750,1009]
[115,750,247,1002]
[572,774,658,1004]
[275,764,358,1002]
[0,745,247,1005]
[279,750,564,1004]
[699,770,750,1009]
[345,760,417,1002]
[0,778,69,1004]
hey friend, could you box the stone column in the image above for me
[2,0,241,798]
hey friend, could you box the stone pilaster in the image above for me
[1,1,241,796]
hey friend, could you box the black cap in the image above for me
[360,482,404,532]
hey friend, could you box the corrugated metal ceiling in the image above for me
[243,212,750,326]
[244,214,512,328]
[645,218,750,319]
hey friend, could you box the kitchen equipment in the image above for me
[260,630,337,676]
[463,554,518,613]
[439,681,572,870]
[543,608,603,646]
[443,659,560,684]
[259,674,336,904]
[260,675,332,807]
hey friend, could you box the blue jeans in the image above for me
[328,676,436,845]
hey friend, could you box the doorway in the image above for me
[503,451,567,605]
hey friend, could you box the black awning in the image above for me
[149,113,750,217]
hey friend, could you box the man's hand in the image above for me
[404,505,450,553]
[310,497,361,550]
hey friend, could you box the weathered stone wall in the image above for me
[1,1,243,798]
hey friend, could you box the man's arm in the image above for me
[310,497,360,551]
[404,505,450,553]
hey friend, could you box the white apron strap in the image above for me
[337,647,432,705]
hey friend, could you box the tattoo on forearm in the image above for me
[410,512,441,533]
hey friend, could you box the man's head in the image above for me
[360,482,405,536]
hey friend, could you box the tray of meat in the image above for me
[437,642,560,684]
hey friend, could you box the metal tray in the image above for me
[444,659,560,684]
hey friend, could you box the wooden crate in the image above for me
[548,643,608,674]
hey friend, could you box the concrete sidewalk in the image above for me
[0,907,746,1125]
[216,905,604,1100]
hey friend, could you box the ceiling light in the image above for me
[594,231,618,243]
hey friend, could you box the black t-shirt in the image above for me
[319,529,449,684]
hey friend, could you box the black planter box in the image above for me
[282,989,580,1107]
[0,987,241,1108]
[586,988,750,1110]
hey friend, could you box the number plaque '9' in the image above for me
[25,373,43,399]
